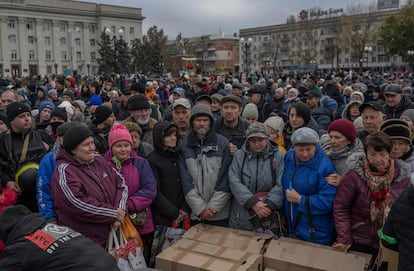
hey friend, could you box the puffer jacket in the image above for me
[282,145,337,245]
[333,155,410,248]
[51,150,128,247]
[328,138,364,176]
[105,150,156,234]
[229,142,284,231]
[384,94,414,119]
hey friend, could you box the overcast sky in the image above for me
[79,0,405,39]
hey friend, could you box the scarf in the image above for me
[363,157,395,234]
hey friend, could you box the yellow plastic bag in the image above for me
[121,214,144,252]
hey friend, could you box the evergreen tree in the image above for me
[97,31,115,77]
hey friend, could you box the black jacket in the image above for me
[0,213,119,271]
[384,95,414,119]
[147,122,190,226]
[214,117,249,149]
[87,121,109,155]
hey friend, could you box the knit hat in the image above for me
[38,101,55,113]
[350,91,365,102]
[128,94,150,111]
[319,134,331,151]
[288,88,299,97]
[190,104,214,124]
[320,96,338,112]
[88,94,102,106]
[242,103,258,120]
[48,89,58,97]
[62,125,93,153]
[6,102,30,122]
[291,127,319,145]
[50,108,68,122]
[72,100,87,113]
[195,94,212,104]
[93,105,113,125]
[264,116,285,135]
[171,87,185,97]
[56,121,82,137]
[246,122,269,140]
[380,119,411,144]
[401,109,414,123]
[0,112,9,128]
[328,119,357,143]
[108,124,132,149]
[221,94,241,106]
[0,205,32,243]
[61,90,75,101]
[58,101,74,116]
[130,82,145,93]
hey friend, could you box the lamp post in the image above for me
[87,61,91,76]
[240,37,253,78]
[408,50,414,73]
[104,28,124,74]
[54,62,58,74]
[364,46,372,69]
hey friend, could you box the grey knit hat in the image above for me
[242,103,258,119]
[291,127,319,145]
[401,109,414,123]
[190,104,214,124]
[246,122,269,140]
[264,116,285,135]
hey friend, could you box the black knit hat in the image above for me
[128,94,150,111]
[93,105,113,124]
[6,102,30,122]
[0,205,31,243]
[50,108,68,122]
[56,122,82,137]
[130,82,145,94]
[62,125,93,153]
[380,119,411,144]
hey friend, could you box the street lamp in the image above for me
[87,61,91,76]
[407,50,414,72]
[104,28,124,74]
[364,46,372,69]
[240,37,253,78]
[54,62,58,74]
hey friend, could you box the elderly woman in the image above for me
[333,132,410,256]
[229,122,284,233]
[282,127,337,245]
[380,119,414,171]
[325,119,365,186]
[51,125,127,247]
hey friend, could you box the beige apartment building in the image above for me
[0,0,144,78]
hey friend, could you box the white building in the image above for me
[0,0,144,78]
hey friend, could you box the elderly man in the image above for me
[383,84,414,119]
[357,101,387,141]
[0,90,18,111]
[179,104,232,227]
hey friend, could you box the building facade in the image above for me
[0,0,144,78]
[239,8,407,75]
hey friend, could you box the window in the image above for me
[46,66,52,74]
[8,19,16,29]
[121,26,125,33]
[11,50,17,60]
[90,39,95,46]
[76,51,82,60]
[59,22,66,32]
[111,26,116,34]
[62,51,67,60]
[45,50,51,60]
[74,24,81,32]
[60,37,66,45]
[29,50,35,60]
[43,21,50,31]
[91,52,96,60]
[129,27,134,35]
[75,38,81,46]
[26,20,34,30]
[8,35,16,43]
[28,36,35,44]
[89,24,96,34]
[45,36,51,45]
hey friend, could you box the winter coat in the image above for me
[282,145,337,245]
[87,121,109,155]
[312,107,332,131]
[179,129,232,221]
[147,122,190,226]
[105,150,156,235]
[214,116,249,149]
[380,178,414,271]
[384,94,414,119]
[0,213,119,270]
[0,188,16,259]
[51,149,128,246]
[328,138,364,176]
[123,116,158,146]
[333,155,410,248]
[229,142,284,231]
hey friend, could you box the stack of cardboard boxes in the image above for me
[156,224,372,271]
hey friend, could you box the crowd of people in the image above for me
[0,70,413,270]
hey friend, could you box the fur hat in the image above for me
[380,119,411,144]
[109,124,132,149]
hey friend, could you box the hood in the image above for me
[0,205,36,243]
[153,121,178,152]
[241,140,275,160]
[341,100,362,120]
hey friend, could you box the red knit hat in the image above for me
[327,119,357,143]
[109,124,132,148]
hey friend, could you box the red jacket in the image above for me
[334,156,410,248]
[0,188,17,259]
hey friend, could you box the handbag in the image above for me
[107,227,147,271]
[121,215,144,252]
[129,209,147,227]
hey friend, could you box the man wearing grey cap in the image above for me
[383,84,414,119]
[171,98,192,139]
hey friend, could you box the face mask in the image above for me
[50,121,64,133]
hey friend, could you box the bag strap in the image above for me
[20,133,30,162]
[305,196,316,243]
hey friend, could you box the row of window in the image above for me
[8,35,97,46]
[10,50,96,61]
[6,19,135,35]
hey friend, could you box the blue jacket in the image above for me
[282,145,337,245]
[36,148,57,221]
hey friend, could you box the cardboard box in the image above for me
[156,238,263,271]
[183,223,273,254]
[264,237,370,271]
[375,242,398,271]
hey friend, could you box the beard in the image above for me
[134,115,150,125]
[194,127,209,138]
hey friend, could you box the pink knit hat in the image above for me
[109,124,132,148]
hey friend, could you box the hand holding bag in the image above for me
[121,215,144,252]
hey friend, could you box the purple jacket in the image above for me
[333,155,410,248]
[105,151,157,234]
[51,150,128,247]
